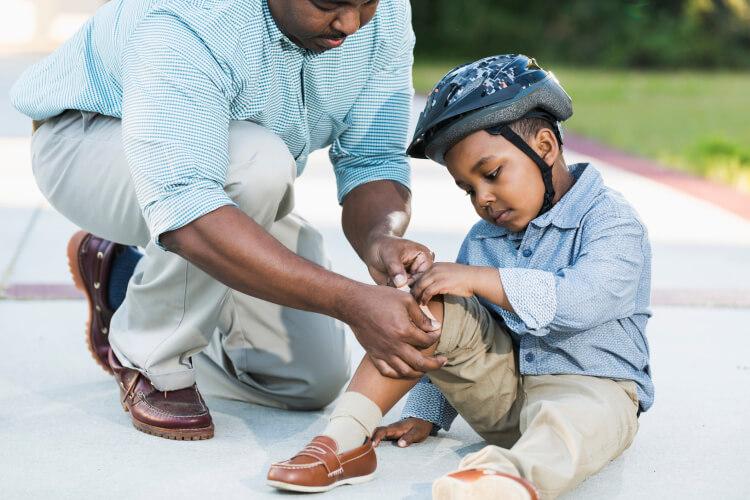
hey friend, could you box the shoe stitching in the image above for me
[134,393,210,419]
[339,447,373,466]
[309,440,343,474]
[271,446,373,472]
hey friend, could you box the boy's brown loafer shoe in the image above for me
[267,436,377,492]
[67,230,123,374]
[432,469,539,500]
[109,350,214,440]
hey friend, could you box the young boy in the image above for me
[267,54,653,500]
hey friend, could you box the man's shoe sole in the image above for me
[119,393,215,441]
[267,472,376,493]
[67,230,113,375]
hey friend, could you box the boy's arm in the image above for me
[411,263,514,312]
[400,377,458,432]
[413,215,647,335]
[498,215,647,335]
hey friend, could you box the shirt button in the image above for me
[522,248,533,258]
[524,352,535,362]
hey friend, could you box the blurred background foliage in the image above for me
[410,0,750,192]
[410,0,750,68]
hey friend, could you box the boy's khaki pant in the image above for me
[429,296,640,500]
[30,110,350,410]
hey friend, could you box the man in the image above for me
[11,0,444,440]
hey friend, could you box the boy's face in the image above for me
[444,129,550,233]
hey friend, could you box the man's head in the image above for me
[268,0,379,53]
[444,117,566,232]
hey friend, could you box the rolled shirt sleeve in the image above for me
[499,215,646,335]
[121,11,238,246]
[330,5,415,203]
[401,376,459,431]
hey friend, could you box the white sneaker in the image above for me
[432,469,539,500]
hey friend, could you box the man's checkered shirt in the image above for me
[11,0,415,244]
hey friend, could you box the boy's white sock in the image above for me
[322,391,383,453]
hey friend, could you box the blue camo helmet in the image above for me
[407,54,573,164]
[407,54,573,216]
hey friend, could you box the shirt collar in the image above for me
[263,0,301,50]
[531,162,602,230]
[471,163,602,239]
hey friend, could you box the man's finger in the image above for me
[407,299,441,334]
[403,321,440,349]
[390,354,424,379]
[369,268,389,286]
[409,251,434,276]
[385,257,408,288]
[372,357,400,378]
[400,344,445,373]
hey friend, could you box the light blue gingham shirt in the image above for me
[10,0,414,244]
[402,163,654,430]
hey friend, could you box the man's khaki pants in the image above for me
[31,110,350,410]
[430,296,641,500]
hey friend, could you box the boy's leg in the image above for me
[455,375,640,499]
[278,292,519,454]
[320,297,444,451]
[266,294,519,492]
[426,294,520,444]
[266,297,444,492]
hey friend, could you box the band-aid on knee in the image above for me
[398,285,438,322]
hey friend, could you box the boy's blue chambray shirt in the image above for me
[10,0,414,245]
[402,163,654,430]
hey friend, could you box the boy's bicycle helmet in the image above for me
[407,54,573,216]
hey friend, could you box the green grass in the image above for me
[413,61,750,192]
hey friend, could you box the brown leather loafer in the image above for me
[109,350,214,440]
[432,469,539,500]
[67,230,124,374]
[267,436,377,492]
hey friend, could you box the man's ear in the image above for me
[533,128,560,167]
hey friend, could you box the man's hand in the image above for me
[372,418,434,448]
[366,235,434,288]
[342,285,446,378]
[410,262,479,305]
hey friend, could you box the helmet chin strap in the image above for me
[487,125,556,217]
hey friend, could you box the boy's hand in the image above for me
[410,263,478,305]
[372,418,434,448]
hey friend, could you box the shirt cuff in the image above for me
[400,377,458,431]
[142,180,236,248]
[335,160,411,205]
[499,268,557,335]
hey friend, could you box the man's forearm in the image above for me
[341,180,411,260]
[161,205,360,322]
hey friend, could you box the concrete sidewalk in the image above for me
[1,58,749,499]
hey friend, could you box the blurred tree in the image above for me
[410,0,750,68]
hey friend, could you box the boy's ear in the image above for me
[533,127,560,167]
